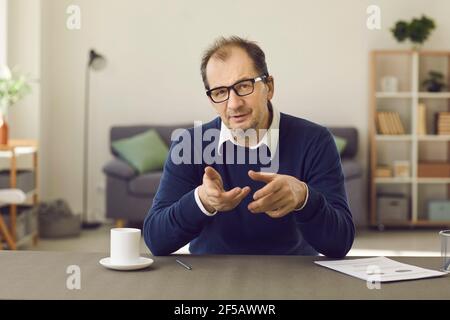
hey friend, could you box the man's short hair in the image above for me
[200,36,270,90]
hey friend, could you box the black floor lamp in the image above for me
[82,49,107,229]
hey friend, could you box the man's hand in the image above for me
[198,166,251,213]
[247,170,307,218]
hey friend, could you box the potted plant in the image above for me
[422,71,447,92]
[391,15,436,50]
[0,65,31,144]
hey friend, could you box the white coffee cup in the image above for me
[110,228,141,265]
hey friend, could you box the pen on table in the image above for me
[176,259,192,270]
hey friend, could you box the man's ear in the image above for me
[266,76,274,100]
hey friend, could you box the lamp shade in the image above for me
[88,49,107,71]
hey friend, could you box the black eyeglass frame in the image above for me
[206,74,268,103]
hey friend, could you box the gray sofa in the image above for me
[328,127,366,227]
[102,124,191,226]
[103,125,366,227]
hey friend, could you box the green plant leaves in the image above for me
[391,21,409,42]
[422,70,446,92]
[0,71,31,110]
[391,15,436,46]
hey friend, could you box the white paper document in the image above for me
[315,256,447,282]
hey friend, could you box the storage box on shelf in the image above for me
[377,194,410,223]
[428,200,450,221]
[0,170,35,192]
[418,162,450,177]
[0,205,36,244]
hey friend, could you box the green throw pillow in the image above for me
[333,135,347,155]
[112,129,169,174]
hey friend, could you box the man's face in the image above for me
[205,47,274,132]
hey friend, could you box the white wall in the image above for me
[35,0,450,221]
[5,0,41,198]
[0,0,6,66]
[7,0,41,140]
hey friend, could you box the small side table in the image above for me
[0,140,38,250]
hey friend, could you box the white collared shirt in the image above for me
[194,106,309,215]
[217,106,280,160]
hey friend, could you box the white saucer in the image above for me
[99,257,154,271]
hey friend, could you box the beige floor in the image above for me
[18,223,443,256]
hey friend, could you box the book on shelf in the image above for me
[417,103,427,135]
[393,113,405,134]
[435,112,450,135]
[376,111,405,135]
[377,112,388,134]
[376,112,389,134]
[383,112,392,134]
[387,112,396,134]
[375,166,392,178]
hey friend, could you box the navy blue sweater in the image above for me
[143,113,355,258]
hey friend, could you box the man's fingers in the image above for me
[231,186,251,203]
[208,186,251,209]
[248,191,285,213]
[205,166,222,182]
[203,167,223,190]
[203,174,223,192]
[266,197,293,217]
[223,187,241,197]
[248,170,276,183]
[206,186,238,201]
[221,186,250,201]
[253,182,281,200]
[266,202,291,218]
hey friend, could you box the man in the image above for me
[143,36,354,258]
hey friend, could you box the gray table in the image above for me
[0,251,449,299]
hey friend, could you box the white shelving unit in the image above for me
[375,177,414,184]
[375,92,413,98]
[375,135,413,141]
[370,50,450,228]
[0,140,39,249]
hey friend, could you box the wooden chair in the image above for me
[0,189,26,250]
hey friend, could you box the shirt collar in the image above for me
[218,106,280,159]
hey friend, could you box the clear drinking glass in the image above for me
[439,230,450,272]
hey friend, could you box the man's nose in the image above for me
[227,89,244,110]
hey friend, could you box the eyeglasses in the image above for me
[206,75,268,103]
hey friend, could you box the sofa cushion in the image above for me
[110,124,192,157]
[333,135,347,154]
[341,159,362,180]
[328,127,358,159]
[103,158,137,180]
[112,129,169,174]
[128,172,163,196]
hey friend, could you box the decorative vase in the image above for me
[427,83,444,92]
[0,112,9,145]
